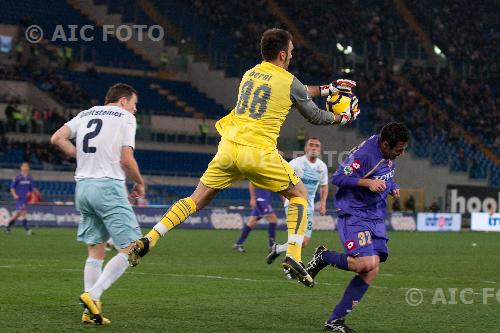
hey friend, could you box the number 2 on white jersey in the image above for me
[83,119,103,153]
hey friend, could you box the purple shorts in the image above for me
[251,200,274,217]
[15,199,28,211]
[337,214,389,262]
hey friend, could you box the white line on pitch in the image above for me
[0,264,495,296]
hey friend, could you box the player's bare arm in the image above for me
[121,146,145,198]
[50,126,77,158]
[319,184,328,215]
[10,188,19,200]
[248,182,257,209]
[390,188,401,199]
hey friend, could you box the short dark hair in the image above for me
[380,122,410,148]
[306,136,321,143]
[105,83,138,104]
[260,28,292,61]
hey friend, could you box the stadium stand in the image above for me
[0,0,151,69]
[149,0,329,83]
[0,0,498,199]
[280,0,423,59]
[10,68,226,118]
[274,2,499,186]
[408,0,499,82]
[0,135,218,176]
[150,0,280,78]
[0,178,265,207]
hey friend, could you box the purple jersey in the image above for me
[255,189,271,202]
[332,135,398,220]
[10,174,34,201]
[251,189,273,217]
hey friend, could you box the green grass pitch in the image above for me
[0,228,499,332]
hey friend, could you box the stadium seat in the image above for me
[60,71,227,118]
[0,179,259,206]
[0,0,151,69]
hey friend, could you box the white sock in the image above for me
[276,243,288,254]
[89,253,128,300]
[153,223,168,236]
[84,258,104,291]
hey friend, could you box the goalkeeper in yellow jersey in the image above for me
[129,28,359,287]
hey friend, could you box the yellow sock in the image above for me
[147,197,197,247]
[145,229,161,247]
[285,197,307,262]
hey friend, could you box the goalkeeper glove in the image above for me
[338,95,360,125]
[319,83,339,97]
[319,79,356,97]
[336,79,357,94]
[338,112,352,125]
[350,95,360,121]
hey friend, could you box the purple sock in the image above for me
[236,224,252,245]
[21,219,29,230]
[328,275,369,322]
[268,222,276,247]
[322,250,349,270]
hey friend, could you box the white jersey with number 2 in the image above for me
[65,105,136,181]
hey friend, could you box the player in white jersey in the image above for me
[266,137,328,265]
[51,83,145,325]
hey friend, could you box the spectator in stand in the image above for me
[31,107,43,133]
[5,102,17,131]
[160,49,169,70]
[429,201,440,213]
[405,195,416,212]
[199,117,208,144]
[392,199,401,212]
[28,188,42,204]
[457,148,468,171]
[297,127,306,150]
[14,40,23,63]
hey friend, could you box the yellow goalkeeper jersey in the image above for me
[216,61,295,149]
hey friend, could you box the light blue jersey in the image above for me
[285,155,328,237]
[289,155,328,213]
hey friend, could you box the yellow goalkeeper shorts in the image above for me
[200,138,300,192]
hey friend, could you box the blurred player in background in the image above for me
[51,83,145,325]
[129,28,359,288]
[233,184,278,253]
[305,122,409,332]
[4,162,33,235]
[266,137,328,268]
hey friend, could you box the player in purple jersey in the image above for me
[233,183,278,253]
[305,123,410,332]
[4,162,34,235]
